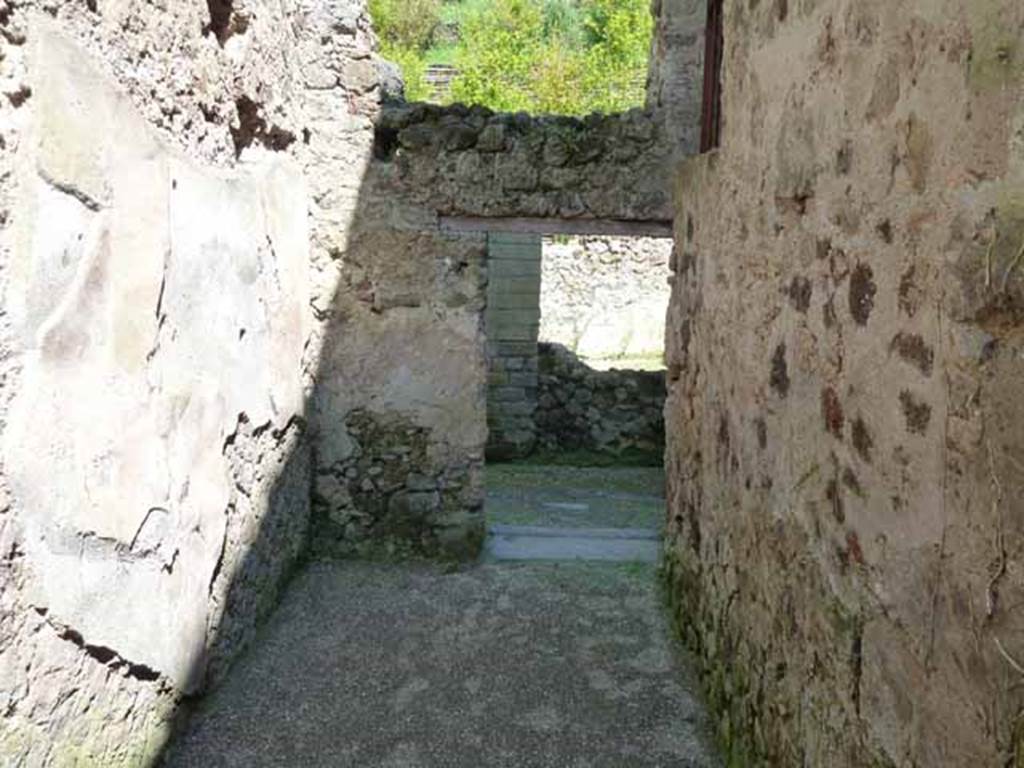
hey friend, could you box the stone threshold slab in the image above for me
[484,525,661,563]
[489,524,660,540]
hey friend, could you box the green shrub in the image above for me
[371,0,653,116]
[579,0,653,112]
[379,42,432,102]
[541,0,585,46]
[370,0,441,49]
[449,0,545,112]
[370,0,441,101]
[449,0,650,115]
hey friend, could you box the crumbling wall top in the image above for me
[373,102,675,224]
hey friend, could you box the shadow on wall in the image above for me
[0,13,486,766]
[150,96,492,768]
[153,101,677,755]
[2,2,682,761]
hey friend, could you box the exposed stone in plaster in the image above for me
[0,0,763,764]
[4,22,310,696]
[309,217,489,557]
[311,409,483,560]
[0,5,325,760]
[664,1,1024,765]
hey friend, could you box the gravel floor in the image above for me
[163,561,720,768]
[163,465,719,768]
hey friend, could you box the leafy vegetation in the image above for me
[369,0,652,116]
[368,0,441,100]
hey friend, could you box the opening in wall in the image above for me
[482,229,671,467]
[481,228,672,561]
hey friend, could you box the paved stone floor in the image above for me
[164,466,720,768]
[485,464,666,529]
[485,524,660,562]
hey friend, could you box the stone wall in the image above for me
[537,343,665,458]
[376,103,674,222]
[540,235,671,362]
[307,213,489,560]
[647,0,707,157]
[665,1,1024,766]
[0,0,694,762]
[0,0,490,762]
[0,4,326,761]
[485,231,671,461]
[375,101,675,466]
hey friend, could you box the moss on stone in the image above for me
[310,408,484,562]
[2,709,174,768]
[966,2,1024,91]
[660,548,767,767]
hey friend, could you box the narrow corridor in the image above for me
[164,466,720,767]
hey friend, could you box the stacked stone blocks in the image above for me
[485,233,542,459]
[536,343,665,458]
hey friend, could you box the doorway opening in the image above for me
[478,223,672,559]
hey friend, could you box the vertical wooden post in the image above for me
[700,0,724,152]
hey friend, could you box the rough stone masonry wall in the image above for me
[665,1,1024,766]
[376,102,674,222]
[307,208,489,561]
[536,343,665,457]
[371,100,676,468]
[485,232,672,461]
[296,3,699,565]
[540,235,671,362]
[0,0,436,763]
[647,0,707,157]
[0,1,680,763]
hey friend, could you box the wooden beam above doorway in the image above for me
[439,216,674,239]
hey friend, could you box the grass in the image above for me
[486,462,666,496]
[485,462,667,528]
[424,43,459,66]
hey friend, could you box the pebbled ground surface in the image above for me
[164,465,719,768]
[164,561,720,768]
